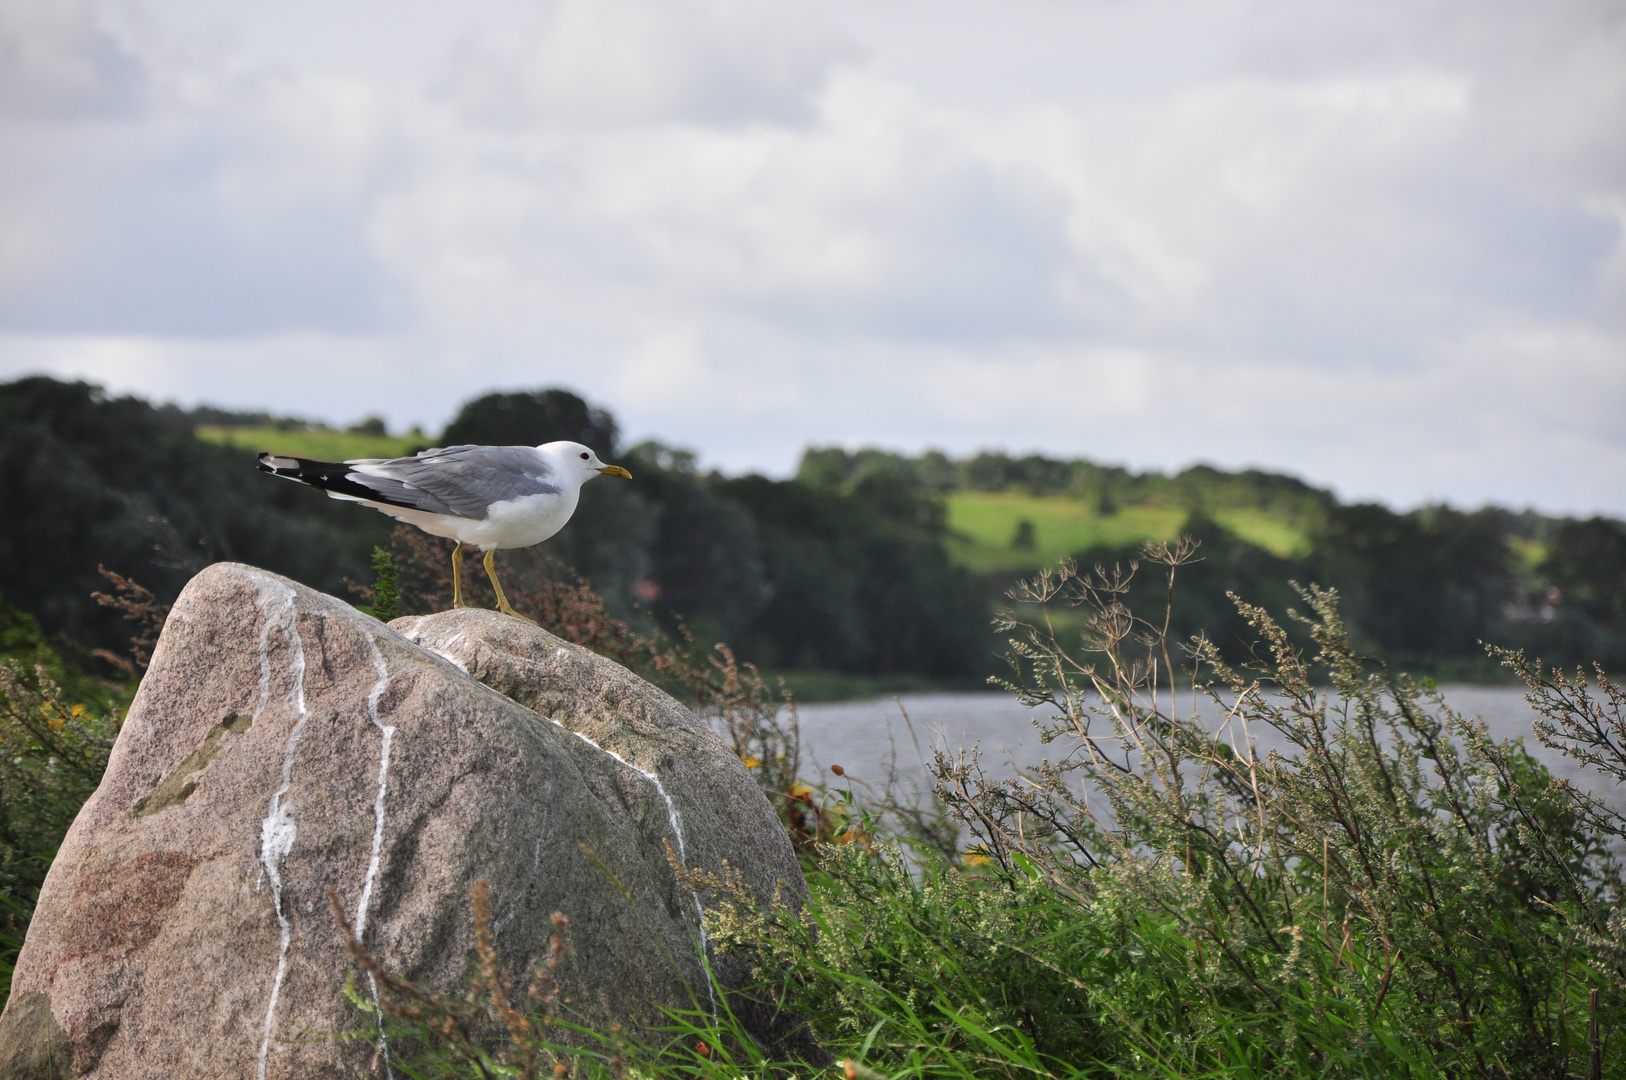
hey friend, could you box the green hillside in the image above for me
[195,424,424,461]
[945,491,1312,572]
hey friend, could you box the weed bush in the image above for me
[939,545,1623,1076]
[0,594,128,997]
[346,542,1626,1079]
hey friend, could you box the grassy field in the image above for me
[194,424,426,461]
[1507,534,1549,572]
[944,492,1311,572]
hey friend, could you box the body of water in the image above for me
[795,686,1626,820]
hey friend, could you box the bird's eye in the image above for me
[579,452,590,460]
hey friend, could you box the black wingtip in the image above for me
[254,452,420,510]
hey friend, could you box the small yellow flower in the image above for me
[71,703,86,718]
[740,754,761,769]
[789,782,814,798]
[963,852,991,868]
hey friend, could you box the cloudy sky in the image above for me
[2,0,1622,513]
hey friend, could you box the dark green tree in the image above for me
[0,378,381,650]
[440,388,619,451]
[1543,517,1626,628]
[1310,503,1514,664]
[1530,516,1626,668]
[720,473,991,676]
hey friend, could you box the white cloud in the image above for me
[0,0,1622,513]
[437,0,855,128]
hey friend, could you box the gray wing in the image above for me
[347,445,562,519]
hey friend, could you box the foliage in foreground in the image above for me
[937,546,1624,1076]
[0,593,129,997]
[5,525,1623,1078]
[348,545,1626,1079]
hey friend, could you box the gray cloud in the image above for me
[0,0,144,120]
[0,125,404,334]
[0,0,1621,513]
[0,7,406,335]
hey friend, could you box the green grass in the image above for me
[194,424,426,462]
[1211,506,1314,557]
[1507,534,1548,574]
[945,493,1185,572]
[944,493,1310,572]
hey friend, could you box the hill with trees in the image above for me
[2,375,1622,685]
[798,445,1625,677]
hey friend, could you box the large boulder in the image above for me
[0,563,806,1079]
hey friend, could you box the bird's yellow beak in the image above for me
[598,465,633,479]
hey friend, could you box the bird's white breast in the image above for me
[357,485,580,550]
[482,487,580,548]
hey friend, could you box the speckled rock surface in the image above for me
[390,608,806,911]
[0,563,806,1079]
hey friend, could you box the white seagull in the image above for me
[257,441,632,620]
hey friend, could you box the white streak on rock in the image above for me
[429,648,468,673]
[355,633,397,1080]
[390,626,467,672]
[251,611,277,893]
[550,721,715,1012]
[355,634,395,938]
[255,607,275,717]
[253,583,308,1080]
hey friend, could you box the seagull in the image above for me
[257,441,631,621]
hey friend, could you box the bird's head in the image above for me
[544,441,632,483]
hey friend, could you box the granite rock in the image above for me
[0,564,805,1078]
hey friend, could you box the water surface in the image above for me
[795,686,1626,819]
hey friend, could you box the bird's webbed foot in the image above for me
[495,597,537,624]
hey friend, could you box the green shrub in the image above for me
[938,544,1624,1076]
[0,601,125,999]
[344,543,1626,1078]
[355,547,401,622]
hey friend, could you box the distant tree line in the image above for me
[798,446,1626,676]
[0,378,990,678]
[0,378,383,649]
[799,445,1337,523]
[2,375,1621,681]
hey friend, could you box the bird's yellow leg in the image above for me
[451,541,466,609]
[484,550,535,623]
